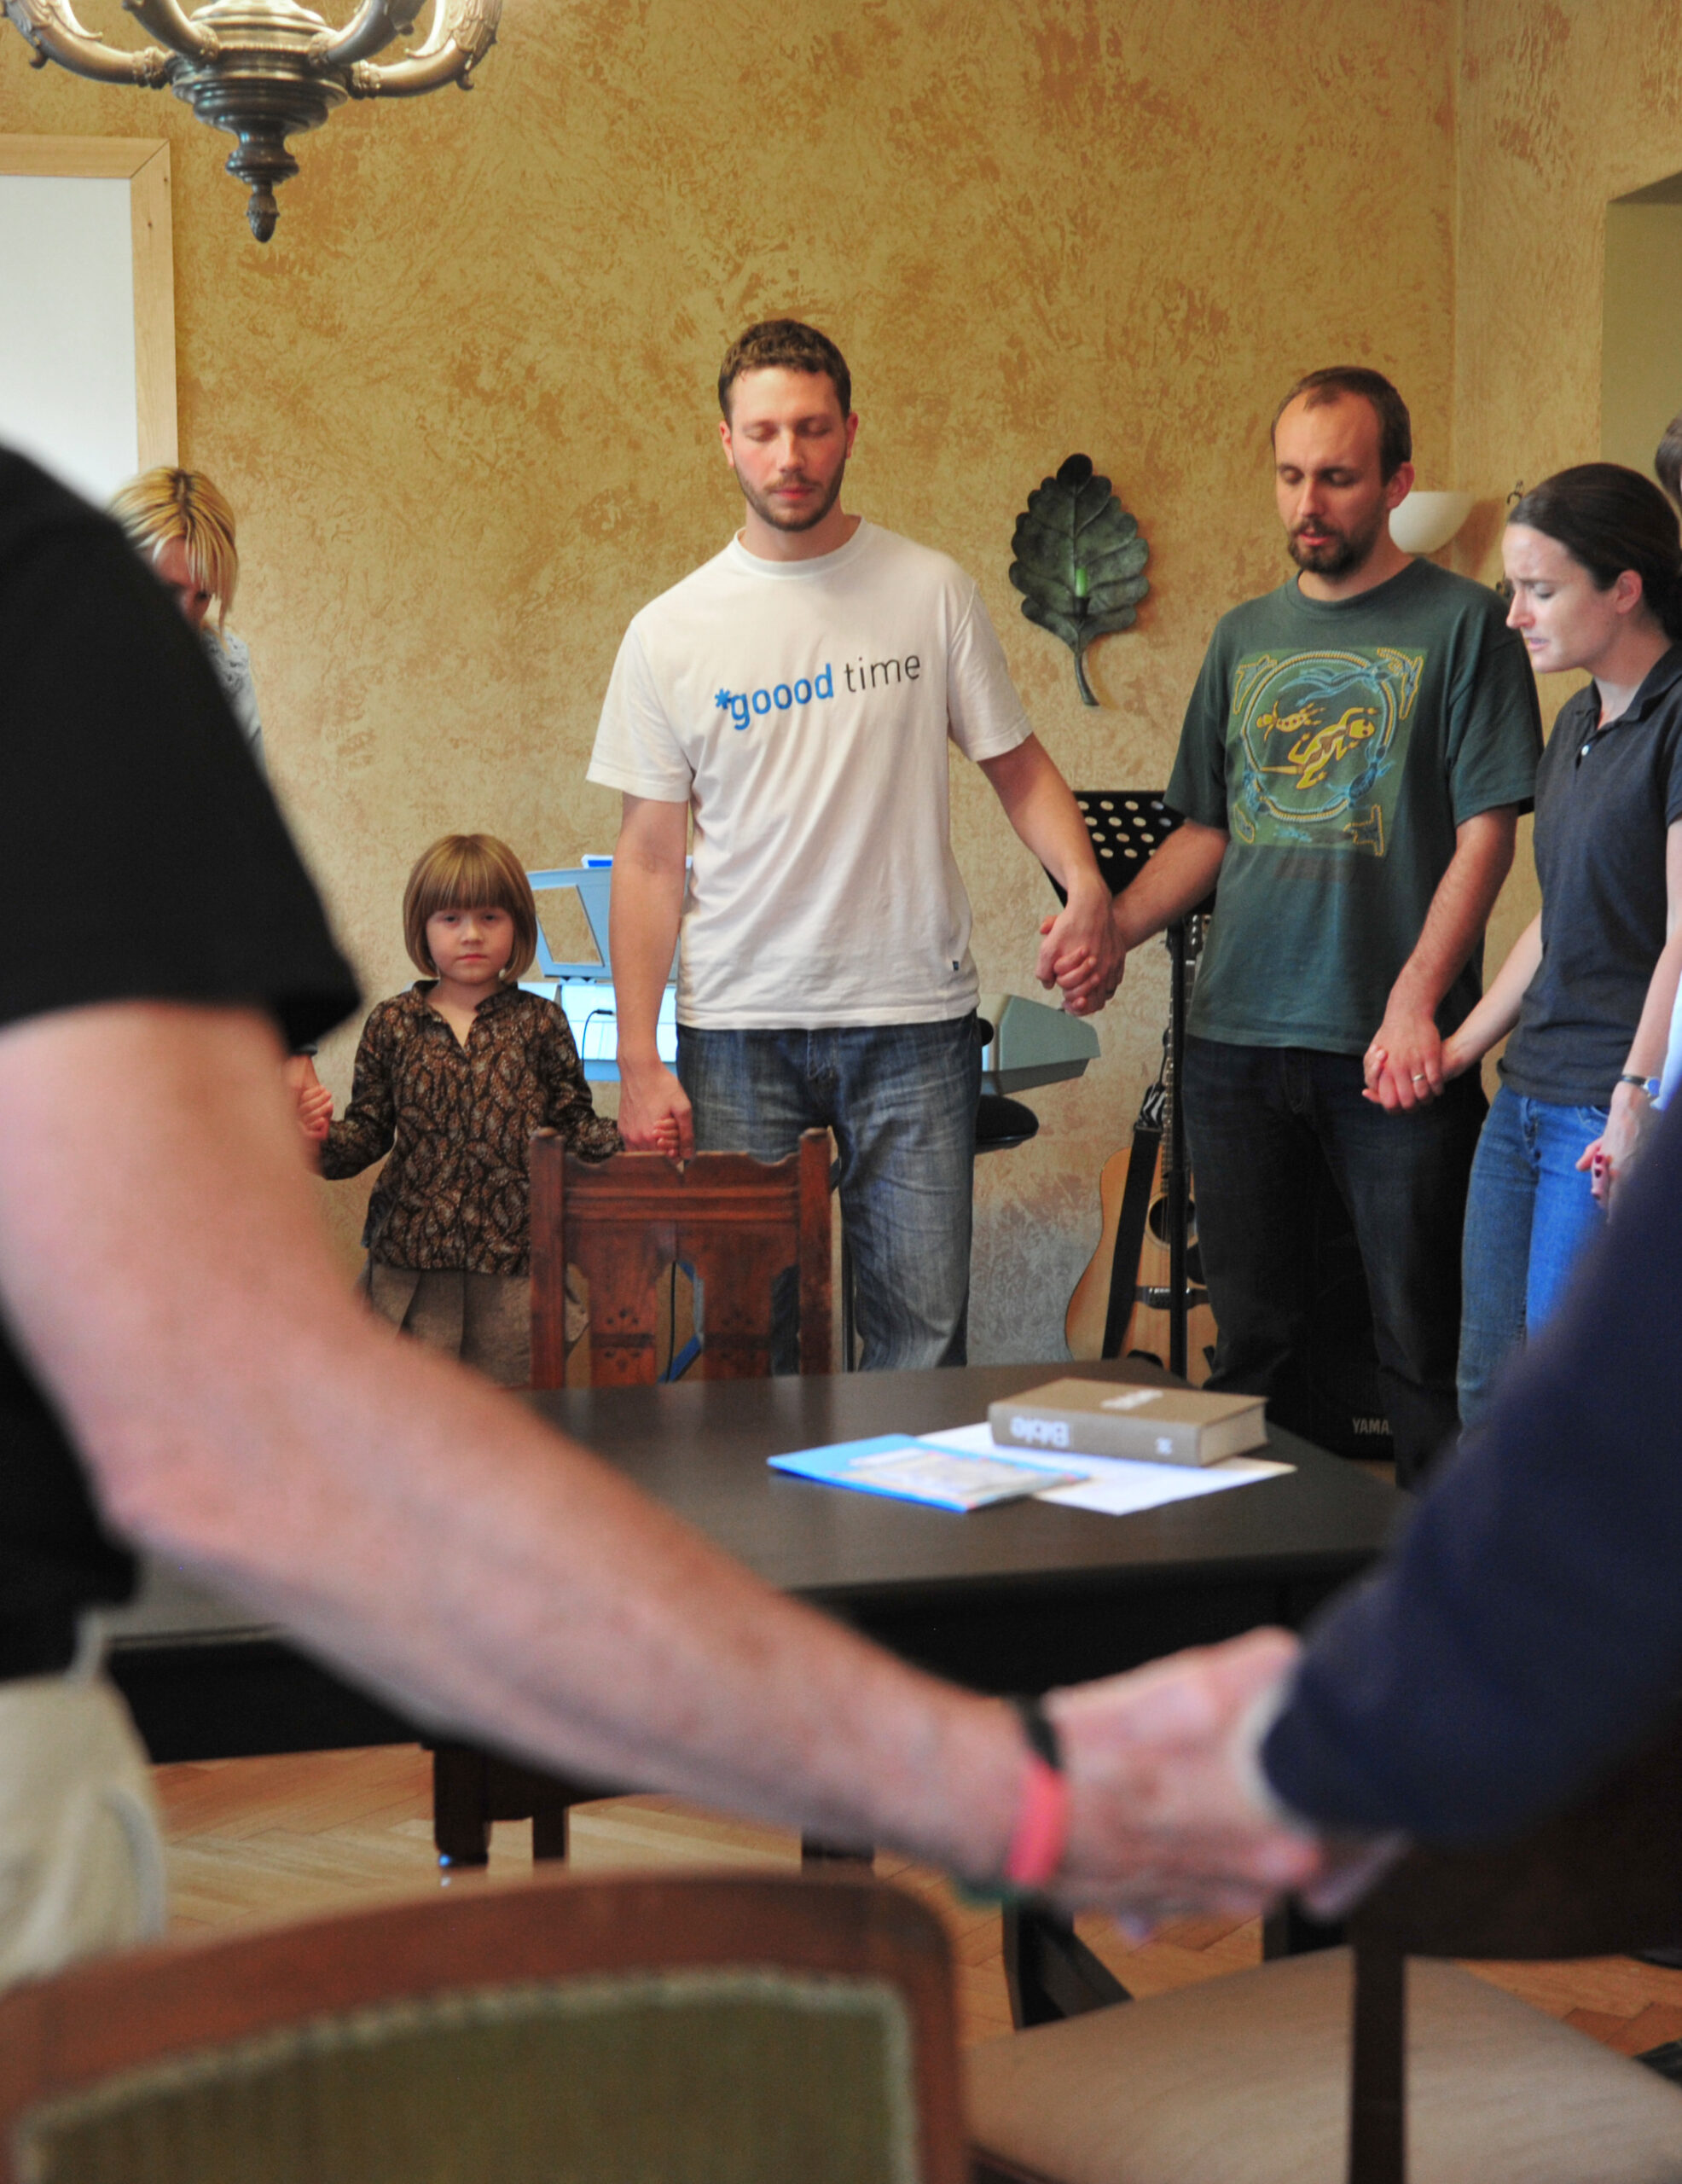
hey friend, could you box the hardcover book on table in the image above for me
[988,1379,1267,1467]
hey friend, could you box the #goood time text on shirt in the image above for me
[589,520,1033,1029]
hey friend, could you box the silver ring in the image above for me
[1411,1072,1429,1083]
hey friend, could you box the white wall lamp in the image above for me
[1389,489,1476,556]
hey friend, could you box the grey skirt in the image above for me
[362,1261,532,1389]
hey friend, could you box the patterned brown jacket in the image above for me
[322,982,620,1275]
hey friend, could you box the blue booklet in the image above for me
[768,1433,1085,1513]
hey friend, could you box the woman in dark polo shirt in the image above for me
[1427,465,1682,1428]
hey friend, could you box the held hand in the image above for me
[618,1060,695,1160]
[1360,1048,1393,1107]
[1038,909,1126,1017]
[1362,1005,1445,1113]
[1035,881,1121,1018]
[297,1083,334,1143]
[1363,1034,1471,1108]
[1577,1138,1611,1207]
[1576,1082,1655,1207]
[1044,1628,1326,1920]
[281,1051,325,1101]
[1049,951,1108,1019]
[1297,1831,1410,1922]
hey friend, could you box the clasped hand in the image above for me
[1040,1628,1390,1926]
[285,1053,333,1147]
[1035,886,1123,1016]
[1363,1006,1458,1112]
[1576,1079,1657,1208]
[618,1059,693,1163]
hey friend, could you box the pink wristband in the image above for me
[1004,1751,1070,1890]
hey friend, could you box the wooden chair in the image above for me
[0,1869,967,2184]
[432,1130,833,1867]
[966,1709,1682,2183]
[530,1129,832,1386]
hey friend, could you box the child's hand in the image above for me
[298,1083,334,1143]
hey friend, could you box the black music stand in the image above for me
[1056,789,1213,1381]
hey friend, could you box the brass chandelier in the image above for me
[2,1,502,240]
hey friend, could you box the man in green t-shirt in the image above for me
[1075,368,1540,1486]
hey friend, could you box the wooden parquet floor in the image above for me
[155,1745,1682,2057]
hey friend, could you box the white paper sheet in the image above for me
[915,1421,1292,1516]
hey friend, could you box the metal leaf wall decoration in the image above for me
[1010,455,1150,706]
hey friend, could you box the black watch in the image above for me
[1010,1693,1064,1773]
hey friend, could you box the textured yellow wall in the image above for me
[1453,0,1682,1047]
[1,0,1459,1359]
[1603,195,1682,479]
[1456,1,1682,531]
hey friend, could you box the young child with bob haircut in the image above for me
[311,834,618,1385]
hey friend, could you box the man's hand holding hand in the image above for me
[1363,998,1445,1112]
[1035,877,1121,1017]
[1044,1628,1326,1920]
[617,1060,694,1160]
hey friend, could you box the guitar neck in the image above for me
[1159,913,1204,1181]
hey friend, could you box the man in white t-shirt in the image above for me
[589,320,1116,1368]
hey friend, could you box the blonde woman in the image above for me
[111,468,330,1118]
[109,468,263,765]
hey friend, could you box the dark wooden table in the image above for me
[107,1358,1400,2023]
[109,1357,1402,1757]
[525,1360,1401,1693]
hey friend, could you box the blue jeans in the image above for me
[677,1017,980,1371]
[1181,1038,1487,1490]
[1458,1085,1607,1430]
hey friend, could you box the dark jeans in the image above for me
[677,1016,980,1372]
[1181,1037,1486,1489]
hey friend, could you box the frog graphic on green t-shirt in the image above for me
[1227,645,1424,857]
